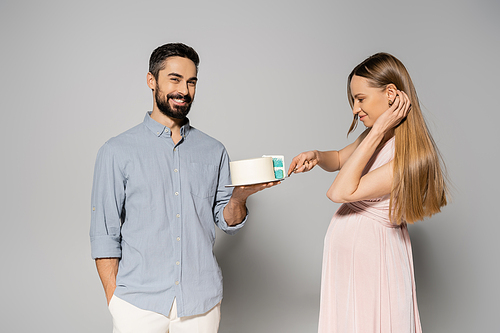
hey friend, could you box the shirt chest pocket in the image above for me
[188,162,219,198]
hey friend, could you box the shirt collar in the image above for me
[144,112,191,138]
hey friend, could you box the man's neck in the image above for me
[150,109,186,144]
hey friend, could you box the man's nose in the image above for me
[177,82,189,95]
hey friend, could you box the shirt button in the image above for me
[176,214,180,218]
[174,148,177,152]
[176,261,180,265]
[92,207,95,211]
[174,169,178,173]
[175,281,180,285]
[175,192,179,196]
[177,237,180,241]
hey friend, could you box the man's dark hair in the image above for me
[149,43,200,80]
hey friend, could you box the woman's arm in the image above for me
[287,131,368,176]
[326,130,392,203]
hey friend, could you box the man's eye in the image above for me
[171,78,180,82]
[188,81,196,86]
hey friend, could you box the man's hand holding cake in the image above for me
[223,156,284,225]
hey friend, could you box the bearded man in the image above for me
[90,43,278,333]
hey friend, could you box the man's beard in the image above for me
[155,86,193,119]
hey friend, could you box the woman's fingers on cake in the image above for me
[288,154,306,176]
[287,161,298,176]
[288,151,317,176]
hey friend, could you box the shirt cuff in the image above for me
[217,206,248,235]
[90,235,122,259]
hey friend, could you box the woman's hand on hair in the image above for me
[372,90,411,135]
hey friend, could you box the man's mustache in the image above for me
[167,93,192,104]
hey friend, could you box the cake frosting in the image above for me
[229,156,279,186]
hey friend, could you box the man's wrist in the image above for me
[229,195,247,206]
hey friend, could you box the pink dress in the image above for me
[318,137,422,333]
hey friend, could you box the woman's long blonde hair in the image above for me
[347,53,448,224]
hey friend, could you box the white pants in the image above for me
[108,296,221,333]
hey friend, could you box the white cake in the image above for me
[228,157,277,186]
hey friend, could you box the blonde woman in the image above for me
[288,53,447,332]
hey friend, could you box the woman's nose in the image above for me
[352,103,361,115]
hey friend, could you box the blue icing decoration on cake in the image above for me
[274,169,284,179]
[272,157,284,167]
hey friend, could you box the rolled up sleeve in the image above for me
[90,142,125,259]
[213,149,248,235]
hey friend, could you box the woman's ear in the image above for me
[386,83,397,104]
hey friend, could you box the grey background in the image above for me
[1,0,498,332]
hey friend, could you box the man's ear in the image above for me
[147,72,156,91]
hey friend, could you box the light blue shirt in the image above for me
[90,112,246,317]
